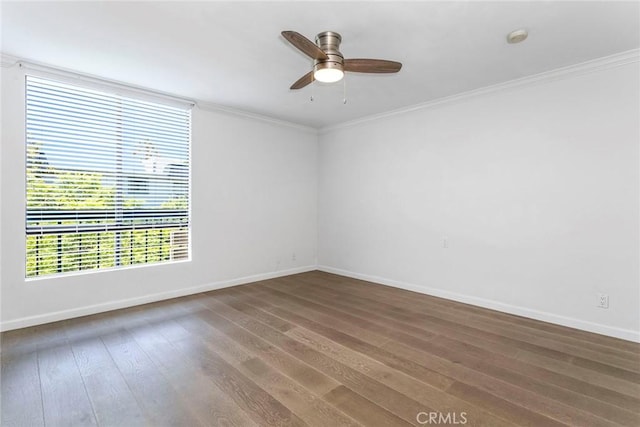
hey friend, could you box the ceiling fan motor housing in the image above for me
[314,31,344,74]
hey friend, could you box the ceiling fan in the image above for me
[282,30,402,90]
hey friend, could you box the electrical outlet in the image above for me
[443,237,448,249]
[292,252,297,262]
[597,293,609,309]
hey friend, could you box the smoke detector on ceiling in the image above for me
[507,29,528,44]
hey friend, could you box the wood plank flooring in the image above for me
[2,271,639,426]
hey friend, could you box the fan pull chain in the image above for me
[310,73,315,102]
[343,74,347,104]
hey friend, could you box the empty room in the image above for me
[1,1,639,426]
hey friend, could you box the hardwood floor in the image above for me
[2,271,639,426]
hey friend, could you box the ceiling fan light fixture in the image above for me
[314,66,344,83]
[314,68,344,83]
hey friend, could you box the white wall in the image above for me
[0,64,318,330]
[318,62,640,341]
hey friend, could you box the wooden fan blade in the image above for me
[282,31,328,60]
[290,71,314,90]
[344,59,402,73]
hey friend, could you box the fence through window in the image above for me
[25,76,191,277]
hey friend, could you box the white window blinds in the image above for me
[25,76,191,278]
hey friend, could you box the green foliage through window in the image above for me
[25,76,191,278]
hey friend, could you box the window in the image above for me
[25,76,191,278]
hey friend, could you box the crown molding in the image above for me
[15,58,196,108]
[4,49,637,135]
[2,52,316,133]
[196,101,318,134]
[0,53,21,68]
[319,48,640,134]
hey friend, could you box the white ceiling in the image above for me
[2,1,639,128]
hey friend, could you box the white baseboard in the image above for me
[6,264,638,343]
[0,265,316,332]
[317,265,640,343]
